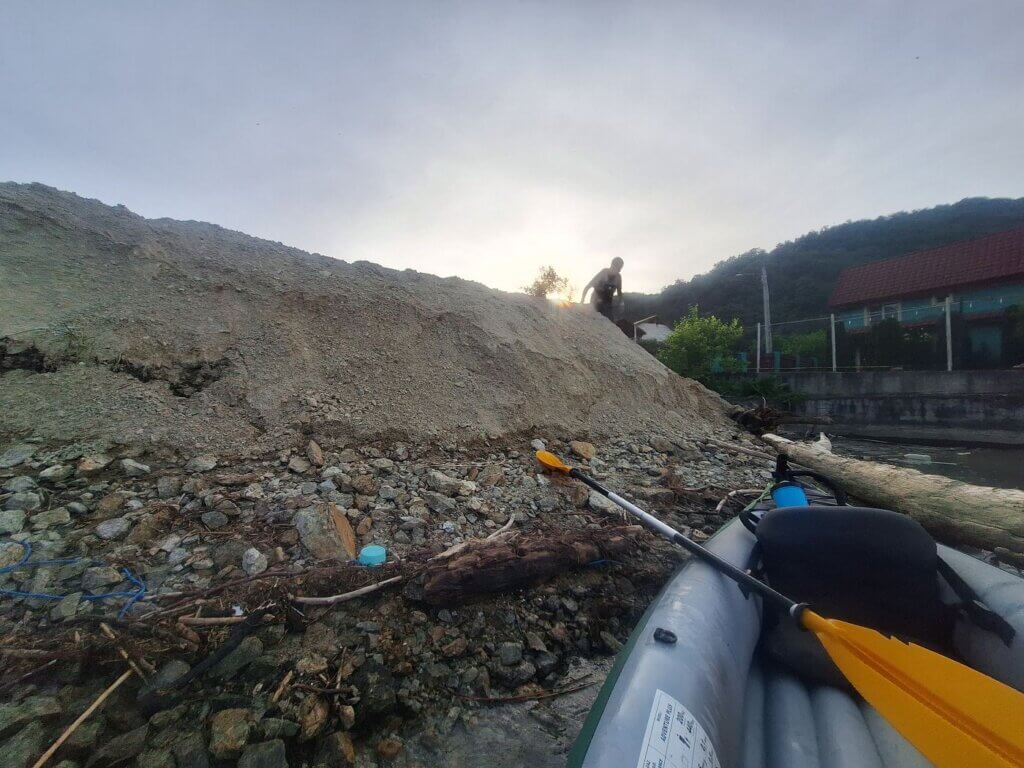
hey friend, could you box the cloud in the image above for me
[2,1,1022,294]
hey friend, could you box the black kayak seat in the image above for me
[756,505,948,645]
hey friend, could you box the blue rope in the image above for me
[0,540,147,619]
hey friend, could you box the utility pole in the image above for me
[761,264,773,353]
[830,313,837,372]
[945,295,954,371]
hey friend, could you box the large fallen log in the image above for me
[419,526,641,606]
[761,433,1024,554]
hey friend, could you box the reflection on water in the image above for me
[823,435,1024,491]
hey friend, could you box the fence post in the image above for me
[945,295,953,371]
[756,323,761,374]
[830,313,837,372]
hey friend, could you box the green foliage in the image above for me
[523,266,570,299]
[776,329,827,357]
[658,306,744,384]
[624,197,1024,329]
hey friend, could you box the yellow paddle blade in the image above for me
[535,450,571,473]
[801,610,1024,768]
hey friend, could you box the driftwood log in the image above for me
[420,526,641,606]
[761,433,1024,555]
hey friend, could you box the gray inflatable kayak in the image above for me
[567,512,1024,768]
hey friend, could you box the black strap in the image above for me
[937,557,1016,646]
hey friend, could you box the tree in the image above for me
[658,306,744,384]
[523,266,570,299]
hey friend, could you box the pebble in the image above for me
[185,455,218,473]
[209,709,252,759]
[38,464,73,481]
[50,592,81,621]
[3,491,42,512]
[95,516,132,540]
[238,739,288,768]
[0,510,26,534]
[499,641,524,666]
[76,454,112,475]
[156,476,182,499]
[32,507,71,529]
[242,547,268,576]
[120,458,151,476]
[3,476,37,493]
[201,510,229,529]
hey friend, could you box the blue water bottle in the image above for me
[771,480,809,508]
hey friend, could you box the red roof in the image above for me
[829,227,1024,308]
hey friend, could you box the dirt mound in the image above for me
[0,182,726,452]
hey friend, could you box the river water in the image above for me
[823,435,1024,491]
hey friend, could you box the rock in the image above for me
[376,737,403,759]
[120,458,151,476]
[298,695,329,742]
[200,510,229,529]
[650,435,674,453]
[588,491,620,515]
[136,749,175,768]
[350,660,397,724]
[3,475,36,492]
[315,731,355,766]
[238,740,288,768]
[32,507,71,529]
[67,501,88,515]
[600,630,624,653]
[172,733,210,768]
[529,439,546,451]
[426,470,475,497]
[156,476,182,499]
[85,724,149,767]
[39,464,74,481]
[77,454,113,475]
[337,705,356,730]
[476,463,505,487]
[50,592,82,621]
[525,631,548,653]
[82,566,123,592]
[0,695,62,738]
[441,636,468,658]
[293,505,348,561]
[185,455,218,473]
[64,719,103,751]
[306,440,325,467]
[95,516,132,540]
[2,719,45,768]
[569,441,597,460]
[288,456,312,473]
[212,636,263,679]
[242,547,268,576]
[139,660,191,701]
[0,444,35,469]
[94,493,125,518]
[499,641,524,666]
[0,510,26,534]
[259,719,299,740]
[208,709,251,759]
[370,457,395,471]
[492,659,537,686]
[350,474,377,495]
[3,491,42,511]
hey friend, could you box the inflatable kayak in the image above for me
[567,467,1024,768]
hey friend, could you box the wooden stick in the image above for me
[290,575,403,606]
[714,488,762,515]
[100,623,154,679]
[486,513,516,539]
[0,659,57,695]
[31,668,134,768]
[271,670,294,704]
[705,438,774,461]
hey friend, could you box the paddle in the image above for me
[536,449,1024,768]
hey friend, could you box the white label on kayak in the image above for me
[635,689,720,768]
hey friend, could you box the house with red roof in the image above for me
[829,228,1024,367]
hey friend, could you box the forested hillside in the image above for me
[626,197,1024,328]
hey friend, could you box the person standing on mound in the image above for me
[580,257,624,320]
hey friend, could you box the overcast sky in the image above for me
[3,2,1022,295]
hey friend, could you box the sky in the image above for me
[2,2,1023,296]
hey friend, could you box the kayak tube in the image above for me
[568,498,1024,768]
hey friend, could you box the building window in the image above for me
[881,302,900,320]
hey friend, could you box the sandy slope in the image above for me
[0,182,727,451]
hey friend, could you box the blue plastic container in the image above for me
[357,544,387,567]
[770,481,809,508]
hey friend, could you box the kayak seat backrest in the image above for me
[756,505,950,647]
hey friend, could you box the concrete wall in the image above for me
[774,370,1024,445]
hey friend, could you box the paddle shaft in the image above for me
[570,467,798,615]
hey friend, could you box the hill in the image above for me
[0,182,726,453]
[626,197,1024,329]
